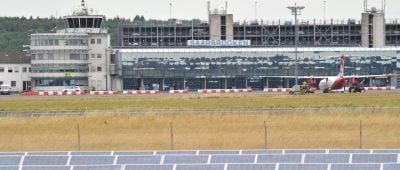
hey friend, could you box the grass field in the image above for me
[0,92,399,151]
[0,92,399,111]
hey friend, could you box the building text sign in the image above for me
[187,40,251,46]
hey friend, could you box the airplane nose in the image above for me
[319,80,326,89]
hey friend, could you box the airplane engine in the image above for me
[350,76,358,86]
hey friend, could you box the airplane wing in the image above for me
[262,74,399,79]
[260,76,328,79]
[343,74,400,79]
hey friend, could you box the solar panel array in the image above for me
[0,149,399,170]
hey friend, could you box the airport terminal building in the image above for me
[112,7,400,91]
[2,1,399,92]
[113,47,400,91]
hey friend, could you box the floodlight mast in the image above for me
[287,3,305,86]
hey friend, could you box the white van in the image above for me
[62,86,82,93]
[0,84,11,95]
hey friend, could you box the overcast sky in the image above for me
[1,0,399,21]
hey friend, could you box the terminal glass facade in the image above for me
[115,47,400,90]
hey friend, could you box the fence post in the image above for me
[264,121,267,149]
[77,124,80,151]
[170,122,174,150]
[359,120,362,149]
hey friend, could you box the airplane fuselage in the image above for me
[318,76,345,91]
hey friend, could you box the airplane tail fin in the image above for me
[339,54,345,77]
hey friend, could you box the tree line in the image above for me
[0,15,202,53]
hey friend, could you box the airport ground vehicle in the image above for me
[62,86,82,93]
[0,84,11,95]
[348,85,365,93]
[289,84,315,95]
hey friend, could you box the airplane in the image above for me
[263,54,397,93]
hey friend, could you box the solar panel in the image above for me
[257,154,302,163]
[329,150,370,154]
[22,166,70,170]
[113,151,154,156]
[70,152,111,156]
[27,152,68,156]
[278,164,328,170]
[373,150,400,153]
[284,150,326,154]
[382,163,400,170]
[199,151,240,155]
[0,156,21,165]
[157,151,197,155]
[0,153,24,156]
[241,150,283,155]
[227,163,276,170]
[116,156,161,164]
[304,154,350,163]
[210,155,255,163]
[163,155,209,164]
[124,165,174,170]
[175,164,225,170]
[72,165,122,170]
[330,164,381,170]
[0,166,19,170]
[69,156,115,165]
[351,154,397,163]
[22,156,69,165]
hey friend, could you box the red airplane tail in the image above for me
[339,54,345,77]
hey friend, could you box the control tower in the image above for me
[63,0,107,34]
[29,0,114,91]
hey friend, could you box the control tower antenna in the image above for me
[225,1,228,13]
[382,0,386,14]
[81,0,87,9]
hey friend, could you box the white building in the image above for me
[0,53,31,92]
[29,0,111,91]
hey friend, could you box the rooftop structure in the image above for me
[117,4,400,48]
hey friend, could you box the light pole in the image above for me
[287,3,304,86]
[254,1,258,22]
[323,0,326,23]
[169,3,172,19]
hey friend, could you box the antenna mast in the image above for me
[225,1,228,13]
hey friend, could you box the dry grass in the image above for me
[0,92,399,151]
[0,111,399,151]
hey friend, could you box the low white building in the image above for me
[0,53,31,92]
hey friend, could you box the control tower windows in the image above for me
[66,17,103,28]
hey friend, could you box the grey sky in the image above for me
[1,0,399,21]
